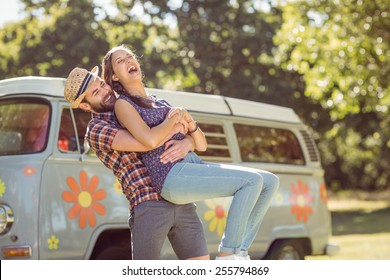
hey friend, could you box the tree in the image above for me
[273,0,390,190]
[0,0,109,78]
[2,0,387,191]
[145,0,296,103]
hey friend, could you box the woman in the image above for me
[102,45,279,260]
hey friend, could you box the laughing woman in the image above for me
[102,45,279,260]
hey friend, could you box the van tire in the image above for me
[264,240,305,260]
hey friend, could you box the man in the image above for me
[63,66,209,260]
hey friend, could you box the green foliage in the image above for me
[100,1,198,89]
[274,0,389,119]
[274,0,390,190]
[0,0,109,78]
[148,1,289,100]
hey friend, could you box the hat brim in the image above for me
[71,66,99,108]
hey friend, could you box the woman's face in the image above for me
[111,49,142,86]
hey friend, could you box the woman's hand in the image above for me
[173,122,188,135]
[182,109,195,124]
[167,107,185,122]
[166,107,207,151]
[169,108,197,130]
[178,118,189,133]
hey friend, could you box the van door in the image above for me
[39,103,129,259]
[0,97,51,259]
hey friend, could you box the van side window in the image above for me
[234,124,305,165]
[0,98,50,155]
[196,123,232,162]
[58,108,92,154]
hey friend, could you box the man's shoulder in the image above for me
[86,114,119,139]
[88,113,116,128]
[88,116,109,126]
[85,114,120,151]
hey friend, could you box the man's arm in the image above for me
[111,129,151,152]
[111,123,193,153]
[112,129,194,163]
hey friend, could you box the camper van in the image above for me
[0,76,338,260]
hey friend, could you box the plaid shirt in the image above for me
[85,111,160,211]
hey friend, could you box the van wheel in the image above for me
[93,246,131,260]
[264,240,305,260]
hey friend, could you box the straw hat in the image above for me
[64,66,99,108]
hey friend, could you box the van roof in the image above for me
[0,76,301,124]
[146,89,301,124]
[0,76,66,97]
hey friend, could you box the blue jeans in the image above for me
[161,152,279,255]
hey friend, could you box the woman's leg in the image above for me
[239,169,279,256]
[179,155,279,256]
[161,161,263,254]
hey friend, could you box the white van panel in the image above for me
[0,76,65,96]
[225,97,301,124]
[148,88,232,115]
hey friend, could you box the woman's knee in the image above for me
[248,172,264,191]
[255,171,279,191]
[267,173,280,192]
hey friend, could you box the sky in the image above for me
[0,0,119,27]
[0,1,23,27]
[0,0,274,28]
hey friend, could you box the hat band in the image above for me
[76,72,94,99]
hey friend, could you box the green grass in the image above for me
[306,190,390,260]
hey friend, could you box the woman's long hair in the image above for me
[102,45,151,108]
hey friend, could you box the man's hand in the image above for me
[160,137,194,164]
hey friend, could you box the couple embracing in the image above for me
[63,45,279,260]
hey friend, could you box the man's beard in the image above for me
[92,102,114,113]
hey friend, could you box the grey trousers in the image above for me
[129,199,208,260]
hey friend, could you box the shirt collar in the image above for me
[92,110,116,122]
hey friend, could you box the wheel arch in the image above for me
[263,238,312,260]
[89,228,132,260]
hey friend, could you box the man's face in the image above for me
[81,77,116,113]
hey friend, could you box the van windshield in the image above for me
[0,98,50,155]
